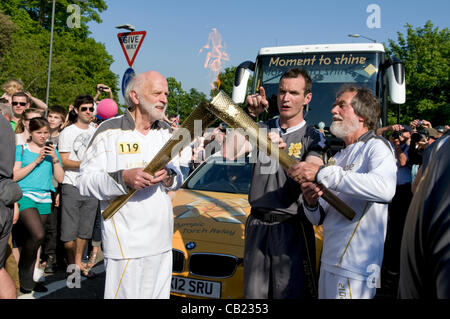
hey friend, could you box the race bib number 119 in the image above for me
[118,142,140,154]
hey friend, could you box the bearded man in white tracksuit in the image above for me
[76,71,182,299]
[287,86,397,299]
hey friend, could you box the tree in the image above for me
[210,66,236,98]
[166,77,207,123]
[0,11,16,60]
[0,2,118,108]
[0,0,107,39]
[387,21,450,126]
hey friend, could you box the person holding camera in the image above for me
[399,129,450,298]
[203,123,228,158]
[93,84,113,103]
[166,114,192,181]
[376,125,413,298]
[13,118,64,294]
[408,119,440,184]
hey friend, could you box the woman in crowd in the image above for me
[15,108,44,145]
[1,79,23,104]
[13,118,64,293]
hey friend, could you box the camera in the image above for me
[408,128,429,165]
[98,86,108,92]
[45,141,53,147]
[418,120,423,126]
[411,128,429,144]
[391,130,402,140]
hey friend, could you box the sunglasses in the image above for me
[80,106,95,112]
[12,102,27,106]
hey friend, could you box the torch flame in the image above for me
[199,28,229,90]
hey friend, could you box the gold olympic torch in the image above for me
[101,102,217,220]
[207,91,356,221]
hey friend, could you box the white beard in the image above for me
[330,115,359,139]
[140,97,166,121]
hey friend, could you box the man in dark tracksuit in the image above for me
[224,68,326,298]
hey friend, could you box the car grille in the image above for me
[172,249,185,273]
[189,253,239,278]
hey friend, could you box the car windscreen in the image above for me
[185,158,252,194]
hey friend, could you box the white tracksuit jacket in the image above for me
[303,131,397,281]
[76,111,182,260]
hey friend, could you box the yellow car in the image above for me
[171,156,322,299]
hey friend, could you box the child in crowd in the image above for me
[47,105,68,145]
[42,105,67,274]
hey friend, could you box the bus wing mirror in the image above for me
[232,61,255,104]
[386,56,406,104]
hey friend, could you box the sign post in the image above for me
[117,31,147,67]
[121,67,136,99]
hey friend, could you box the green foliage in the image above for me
[0,1,118,108]
[166,77,207,122]
[0,11,16,60]
[387,21,450,125]
[0,0,107,39]
[210,66,236,98]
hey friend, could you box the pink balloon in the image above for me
[96,99,118,119]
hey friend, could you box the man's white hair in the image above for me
[124,73,146,110]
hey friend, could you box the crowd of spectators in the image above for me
[0,78,228,298]
[0,75,449,299]
[375,119,448,298]
[0,79,114,296]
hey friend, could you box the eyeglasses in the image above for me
[12,102,27,106]
[80,107,95,112]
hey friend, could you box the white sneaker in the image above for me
[33,267,45,283]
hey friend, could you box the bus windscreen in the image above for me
[257,52,380,127]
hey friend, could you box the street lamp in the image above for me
[45,0,85,111]
[115,24,136,32]
[45,0,56,109]
[348,34,377,43]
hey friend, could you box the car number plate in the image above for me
[171,276,221,298]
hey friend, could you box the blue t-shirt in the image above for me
[15,143,62,201]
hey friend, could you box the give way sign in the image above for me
[117,31,147,67]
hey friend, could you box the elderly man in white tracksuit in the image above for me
[76,71,182,299]
[288,86,397,299]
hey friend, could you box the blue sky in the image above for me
[87,0,449,101]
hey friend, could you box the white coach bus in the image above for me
[232,43,405,139]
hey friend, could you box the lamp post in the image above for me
[45,0,85,111]
[348,34,377,43]
[45,0,56,109]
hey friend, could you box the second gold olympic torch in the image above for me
[207,91,355,221]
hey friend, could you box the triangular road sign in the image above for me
[117,31,147,67]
